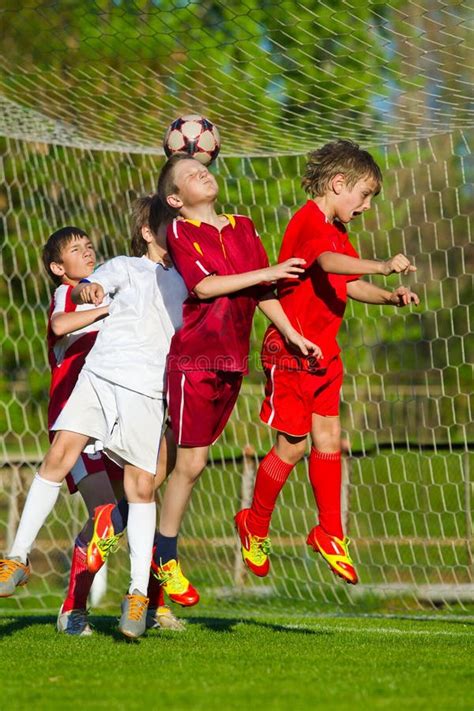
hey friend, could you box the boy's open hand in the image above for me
[285,330,323,359]
[389,286,420,307]
[383,254,416,275]
[79,283,105,305]
[264,258,306,282]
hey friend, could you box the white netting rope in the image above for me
[0,1,472,153]
[0,128,472,613]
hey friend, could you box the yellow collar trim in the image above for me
[182,214,236,229]
[183,218,202,227]
[223,214,236,228]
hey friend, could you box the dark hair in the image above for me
[42,226,89,284]
[156,154,199,212]
[130,193,169,257]
[302,139,382,197]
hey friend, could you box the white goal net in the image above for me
[0,0,472,615]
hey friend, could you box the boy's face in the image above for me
[52,235,96,283]
[334,175,379,224]
[167,158,218,210]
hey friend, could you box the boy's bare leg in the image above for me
[311,413,341,454]
[40,430,92,482]
[158,445,209,537]
[147,446,205,607]
[274,432,307,465]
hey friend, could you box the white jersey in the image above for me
[82,255,187,397]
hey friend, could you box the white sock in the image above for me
[127,502,156,596]
[9,473,62,564]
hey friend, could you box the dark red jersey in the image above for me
[167,214,269,373]
[261,200,361,371]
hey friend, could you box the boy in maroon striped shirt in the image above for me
[151,154,322,599]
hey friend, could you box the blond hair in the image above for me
[302,139,382,197]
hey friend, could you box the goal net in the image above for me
[0,0,472,615]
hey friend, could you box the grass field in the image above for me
[1,603,472,711]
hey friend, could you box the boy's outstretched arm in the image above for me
[347,280,420,306]
[258,297,323,359]
[193,258,306,299]
[50,305,109,337]
[317,252,416,276]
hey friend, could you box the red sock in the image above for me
[147,569,165,608]
[247,448,294,537]
[309,448,343,539]
[62,542,95,612]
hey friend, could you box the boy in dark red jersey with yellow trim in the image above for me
[235,139,420,584]
[151,154,322,594]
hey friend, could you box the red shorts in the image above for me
[64,452,123,494]
[260,356,343,436]
[167,370,243,447]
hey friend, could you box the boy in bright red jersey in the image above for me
[151,154,321,594]
[235,139,420,583]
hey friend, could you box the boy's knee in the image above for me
[175,455,207,483]
[127,471,155,502]
[43,442,75,474]
[313,417,341,451]
[275,434,306,465]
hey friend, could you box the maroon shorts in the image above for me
[167,370,243,447]
[260,356,343,437]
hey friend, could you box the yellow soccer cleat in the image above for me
[234,509,271,577]
[306,525,358,585]
[151,559,199,607]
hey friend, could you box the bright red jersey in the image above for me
[167,214,269,373]
[47,284,103,427]
[261,200,360,371]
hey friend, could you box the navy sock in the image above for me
[153,532,178,565]
[111,498,129,534]
[76,532,88,549]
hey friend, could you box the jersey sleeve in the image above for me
[86,256,130,296]
[292,217,337,267]
[166,220,217,294]
[51,285,76,316]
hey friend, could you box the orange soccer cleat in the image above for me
[151,558,200,607]
[306,525,358,585]
[87,503,123,574]
[234,509,271,578]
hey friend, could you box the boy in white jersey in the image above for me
[44,219,183,635]
[0,196,187,638]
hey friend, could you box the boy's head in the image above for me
[130,193,170,256]
[157,154,218,214]
[42,226,96,285]
[302,139,382,223]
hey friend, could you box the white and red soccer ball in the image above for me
[163,114,220,166]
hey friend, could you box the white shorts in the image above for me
[52,369,164,475]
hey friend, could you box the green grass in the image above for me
[0,607,472,711]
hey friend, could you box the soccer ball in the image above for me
[163,115,220,166]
